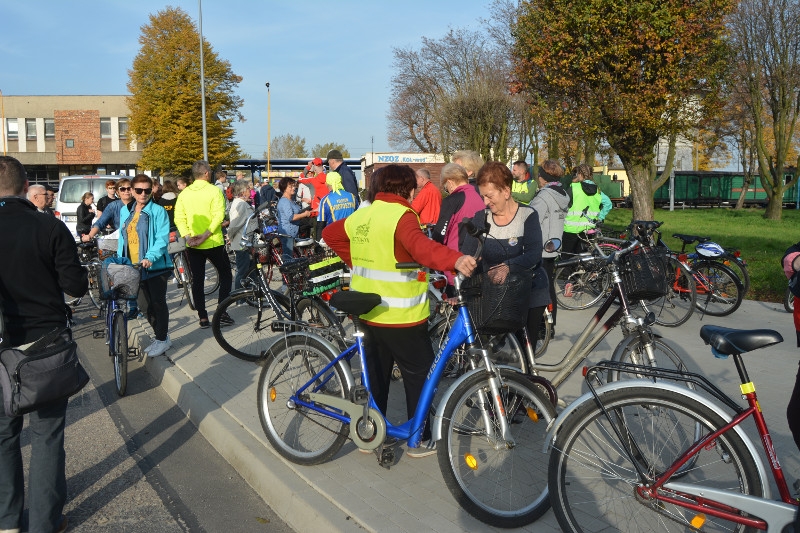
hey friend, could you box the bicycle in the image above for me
[256,222,559,527]
[65,241,103,310]
[546,324,798,532]
[168,231,221,310]
[92,259,141,396]
[673,233,751,295]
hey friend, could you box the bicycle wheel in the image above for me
[548,386,764,533]
[554,259,610,310]
[173,253,196,310]
[643,256,696,327]
[534,315,552,357]
[295,297,348,350]
[87,266,102,311]
[257,334,349,465]
[693,261,744,317]
[111,310,128,396]
[211,289,291,362]
[785,287,794,313]
[438,369,556,528]
[722,256,750,296]
[203,258,219,295]
[608,334,688,383]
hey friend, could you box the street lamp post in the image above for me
[198,0,208,161]
[266,82,271,177]
[0,89,5,156]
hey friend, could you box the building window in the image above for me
[65,139,74,148]
[100,118,111,139]
[44,118,55,139]
[26,119,36,140]
[118,117,128,139]
[6,119,18,140]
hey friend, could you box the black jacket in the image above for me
[76,202,95,234]
[0,197,87,346]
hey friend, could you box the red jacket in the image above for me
[411,180,442,225]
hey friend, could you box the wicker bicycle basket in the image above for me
[461,266,533,335]
[278,249,345,297]
[99,258,141,300]
[620,246,669,301]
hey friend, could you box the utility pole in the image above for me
[266,82,271,177]
[198,0,208,161]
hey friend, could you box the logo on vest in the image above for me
[353,219,371,244]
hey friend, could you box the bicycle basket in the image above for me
[462,267,533,335]
[620,246,668,301]
[279,249,345,297]
[167,231,186,254]
[99,257,141,300]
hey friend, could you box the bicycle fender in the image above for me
[431,367,492,443]
[271,331,356,391]
[542,380,772,499]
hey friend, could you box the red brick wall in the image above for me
[55,110,101,165]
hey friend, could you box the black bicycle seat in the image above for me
[329,291,381,316]
[672,233,710,245]
[700,325,783,356]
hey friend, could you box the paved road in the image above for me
[18,300,294,532]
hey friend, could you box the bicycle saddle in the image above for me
[329,291,382,316]
[700,325,783,356]
[672,233,710,245]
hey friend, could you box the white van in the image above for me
[54,175,121,238]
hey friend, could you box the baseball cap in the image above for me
[311,157,324,166]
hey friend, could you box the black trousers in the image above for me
[362,322,433,442]
[139,271,170,341]
[186,245,233,320]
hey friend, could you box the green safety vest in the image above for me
[511,179,536,205]
[564,182,601,234]
[344,201,428,324]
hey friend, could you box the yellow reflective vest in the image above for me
[564,182,601,234]
[344,201,428,325]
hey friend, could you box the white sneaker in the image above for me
[148,335,172,357]
[406,439,437,458]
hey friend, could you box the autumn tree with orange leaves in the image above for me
[512,0,732,220]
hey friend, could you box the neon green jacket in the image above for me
[174,179,226,249]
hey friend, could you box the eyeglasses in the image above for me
[107,187,117,191]
[133,187,152,195]
[118,186,131,192]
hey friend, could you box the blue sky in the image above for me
[1,1,496,159]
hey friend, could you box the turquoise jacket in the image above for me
[118,200,173,280]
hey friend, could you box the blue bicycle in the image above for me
[256,224,557,528]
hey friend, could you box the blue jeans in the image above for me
[234,249,254,290]
[279,236,294,265]
[0,398,68,533]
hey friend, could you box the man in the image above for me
[95,179,118,219]
[299,158,327,212]
[410,168,442,225]
[317,171,356,233]
[26,184,48,212]
[562,163,612,255]
[214,169,229,196]
[530,160,570,329]
[174,160,234,329]
[0,156,86,533]
[44,186,56,216]
[451,150,484,191]
[81,177,134,241]
[326,150,360,208]
[511,160,537,205]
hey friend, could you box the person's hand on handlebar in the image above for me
[454,255,477,277]
[141,259,152,269]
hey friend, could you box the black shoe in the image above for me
[219,312,234,326]
[199,318,210,329]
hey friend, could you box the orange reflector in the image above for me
[526,407,539,422]
[582,366,588,377]
[464,453,478,470]
[691,514,706,528]
[269,387,277,402]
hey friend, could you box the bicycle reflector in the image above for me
[696,242,725,258]
[432,277,447,291]
[464,453,478,470]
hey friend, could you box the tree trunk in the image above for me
[626,163,655,221]
[764,192,783,219]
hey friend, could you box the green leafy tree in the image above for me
[127,6,244,175]
[513,0,732,220]
[268,134,308,158]
[311,143,349,158]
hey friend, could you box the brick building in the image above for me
[0,95,141,187]
[361,152,447,194]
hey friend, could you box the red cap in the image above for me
[311,157,323,166]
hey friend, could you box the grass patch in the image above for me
[602,207,800,303]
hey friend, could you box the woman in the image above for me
[322,164,476,457]
[461,161,550,345]
[275,177,313,263]
[75,192,96,237]
[176,176,190,192]
[228,180,255,290]
[157,180,179,230]
[119,174,173,357]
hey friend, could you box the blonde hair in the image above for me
[451,150,484,176]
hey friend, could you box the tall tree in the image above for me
[127,6,244,175]
[513,0,732,220]
[729,0,800,220]
[311,143,349,159]
[268,134,308,158]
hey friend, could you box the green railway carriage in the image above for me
[653,170,798,207]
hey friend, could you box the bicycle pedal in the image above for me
[128,347,139,358]
[92,330,105,339]
[378,445,395,469]
[350,386,369,405]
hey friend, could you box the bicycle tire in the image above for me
[785,287,794,313]
[295,297,348,351]
[548,386,764,533]
[173,253,196,310]
[203,258,219,295]
[643,256,697,327]
[111,311,128,396]
[87,266,102,311]
[693,261,744,317]
[554,257,610,310]
[438,369,556,528]
[722,255,750,296]
[211,289,291,362]
[534,316,552,358]
[257,334,349,465]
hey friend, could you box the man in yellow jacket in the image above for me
[174,160,234,329]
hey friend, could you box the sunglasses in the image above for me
[118,186,131,192]
[133,187,152,195]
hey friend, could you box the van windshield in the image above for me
[59,179,113,203]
